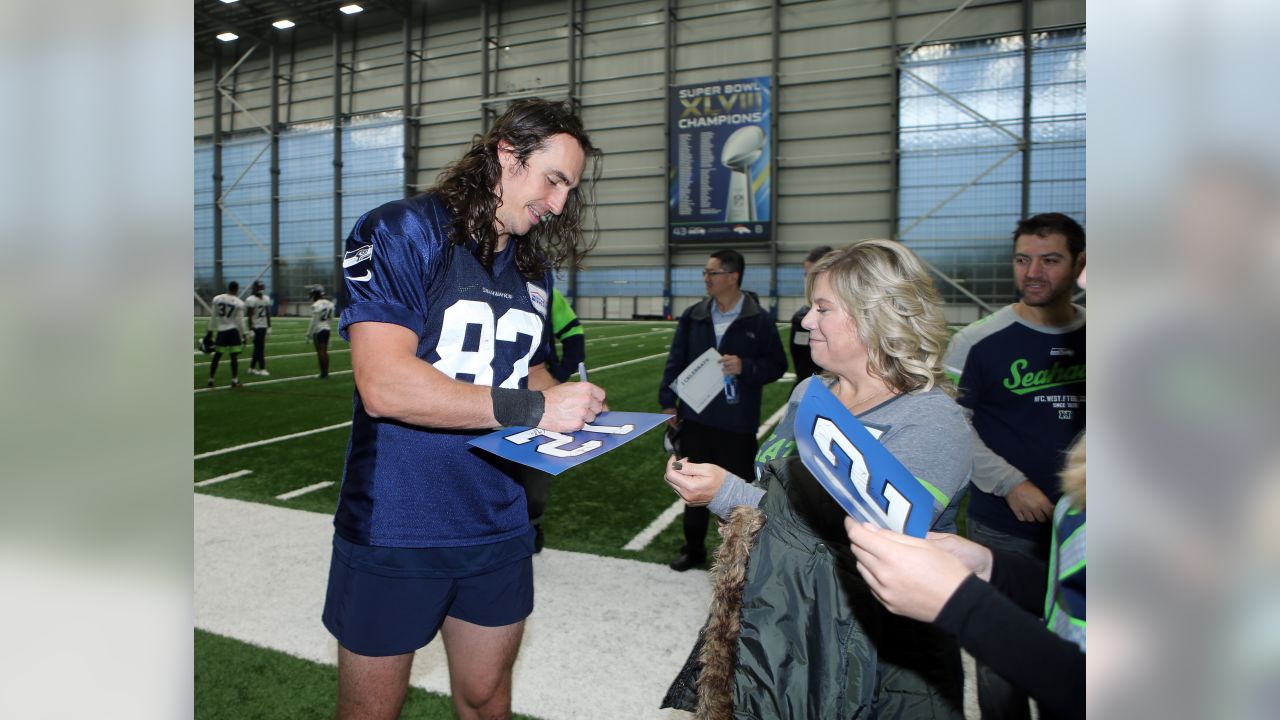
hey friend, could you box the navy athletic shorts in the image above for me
[313,329,331,346]
[214,328,244,352]
[321,529,535,657]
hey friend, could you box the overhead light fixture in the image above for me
[220,0,239,4]
[272,19,296,29]
[339,4,363,14]
[216,32,239,42]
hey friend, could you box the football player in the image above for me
[205,281,246,388]
[304,285,335,379]
[321,99,605,720]
[244,279,272,376]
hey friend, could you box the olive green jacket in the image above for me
[662,456,965,719]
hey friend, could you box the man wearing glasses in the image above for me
[658,249,786,571]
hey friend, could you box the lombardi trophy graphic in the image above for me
[721,125,765,222]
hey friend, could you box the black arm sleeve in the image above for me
[935,575,1084,720]
[550,334,585,383]
[989,548,1049,614]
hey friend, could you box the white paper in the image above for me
[669,347,725,414]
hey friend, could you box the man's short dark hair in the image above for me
[1014,213,1085,258]
[711,249,745,284]
[805,246,834,264]
[228,281,239,293]
[432,98,602,280]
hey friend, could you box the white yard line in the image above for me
[195,422,352,460]
[195,494,712,720]
[622,399,791,552]
[195,353,668,459]
[195,370,352,394]
[575,352,668,377]
[275,481,334,500]
[756,402,789,440]
[194,348,350,367]
[195,469,253,487]
[585,328,673,345]
[622,499,687,552]
[579,320,661,327]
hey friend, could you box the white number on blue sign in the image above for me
[811,416,913,533]
[504,422,636,458]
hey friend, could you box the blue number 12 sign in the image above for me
[793,381,933,537]
[468,411,669,476]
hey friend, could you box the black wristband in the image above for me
[492,387,545,427]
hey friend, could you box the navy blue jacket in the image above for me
[658,293,787,434]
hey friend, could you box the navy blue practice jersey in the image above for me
[334,193,552,548]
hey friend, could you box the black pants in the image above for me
[679,419,759,559]
[252,328,267,369]
[521,467,553,526]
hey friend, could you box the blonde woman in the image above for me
[662,239,972,719]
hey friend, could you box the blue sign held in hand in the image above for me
[792,381,934,537]
[468,411,670,476]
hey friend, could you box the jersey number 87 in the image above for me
[433,300,542,388]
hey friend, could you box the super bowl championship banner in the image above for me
[668,77,772,244]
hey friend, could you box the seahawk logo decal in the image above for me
[344,244,373,282]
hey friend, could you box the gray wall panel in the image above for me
[778,164,893,195]
[596,203,666,229]
[780,193,890,222]
[195,0,1084,316]
[778,105,892,140]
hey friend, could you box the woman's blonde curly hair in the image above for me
[806,239,954,396]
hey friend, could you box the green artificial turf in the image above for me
[195,630,542,720]
[194,319,796,560]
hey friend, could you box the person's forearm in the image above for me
[527,364,559,392]
[989,549,1049,613]
[936,575,1084,719]
[355,351,504,429]
[707,472,765,519]
[969,427,1027,496]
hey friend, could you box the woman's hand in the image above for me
[844,518,975,622]
[664,456,729,506]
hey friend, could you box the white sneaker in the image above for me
[258,369,270,376]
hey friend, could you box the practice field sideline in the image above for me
[193,317,979,718]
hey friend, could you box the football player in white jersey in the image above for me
[205,281,247,388]
[305,285,336,379]
[244,279,273,376]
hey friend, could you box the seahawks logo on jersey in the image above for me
[344,244,373,282]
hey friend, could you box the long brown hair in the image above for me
[430,98,602,279]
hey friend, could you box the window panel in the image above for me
[898,29,1085,306]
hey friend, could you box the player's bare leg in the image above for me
[440,617,524,720]
[334,646,414,720]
